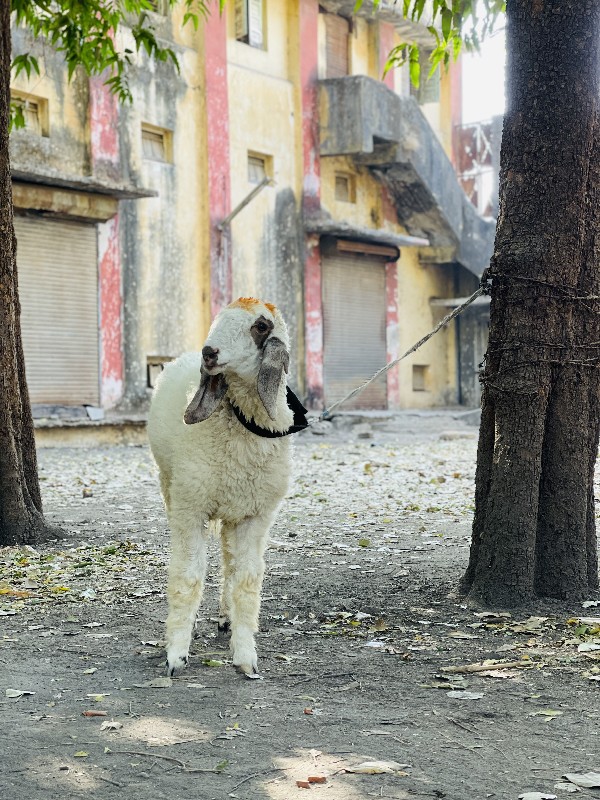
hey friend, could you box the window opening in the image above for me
[11,92,49,136]
[334,173,356,203]
[141,124,172,163]
[235,0,265,49]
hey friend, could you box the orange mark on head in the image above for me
[230,297,277,315]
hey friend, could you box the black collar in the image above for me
[230,387,309,438]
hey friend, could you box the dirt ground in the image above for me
[1,411,599,800]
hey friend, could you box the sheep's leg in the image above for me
[223,515,272,675]
[165,518,208,676]
[218,529,234,633]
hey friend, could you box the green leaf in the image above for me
[412,0,426,21]
[10,104,26,132]
[408,44,421,88]
[441,7,452,40]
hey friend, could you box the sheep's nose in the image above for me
[202,345,220,367]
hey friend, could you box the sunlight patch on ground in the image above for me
[27,755,102,792]
[264,748,408,799]
[116,715,211,747]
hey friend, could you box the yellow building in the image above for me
[10,0,494,421]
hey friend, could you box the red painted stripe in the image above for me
[89,77,120,170]
[300,0,320,211]
[304,236,324,407]
[205,7,232,318]
[98,216,123,407]
[89,76,123,408]
[379,23,395,89]
[385,261,400,407]
[300,1,323,406]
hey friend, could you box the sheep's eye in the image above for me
[255,322,269,333]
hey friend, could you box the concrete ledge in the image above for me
[34,415,148,448]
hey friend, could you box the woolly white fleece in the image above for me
[147,299,294,676]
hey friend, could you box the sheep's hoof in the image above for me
[165,653,188,676]
[217,617,230,634]
[235,663,262,680]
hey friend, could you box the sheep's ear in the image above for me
[257,336,289,421]
[184,369,227,424]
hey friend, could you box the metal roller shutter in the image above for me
[322,252,387,410]
[15,215,100,405]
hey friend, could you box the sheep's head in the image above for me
[184,298,290,425]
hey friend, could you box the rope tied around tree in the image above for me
[478,271,600,394]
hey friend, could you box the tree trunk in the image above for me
[0,4,60,546]
[461,0,600,605]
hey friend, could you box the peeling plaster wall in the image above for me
[320,155,387,229]
[10,29,90,178]
[226,1,304,390]
[11,29,125,411]
[118,11,208,409]
[396,249,457,407]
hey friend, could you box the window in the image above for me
[323,12,350,78]
[147,356,173,389]
[335,173,356,203]
[412,364,430,392]
[247,152,272,184]
[141,124,172,163]
[235,0,265,48]
[11,92,49,136]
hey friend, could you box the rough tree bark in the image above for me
[0,4,60,546]
[461,0,600,605]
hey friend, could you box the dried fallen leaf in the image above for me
[82,710,108,717]
[511,617,548,633]
[563,772,600,789]
[442,660,529,675]
[5,689,35,698]
[473,611,512,622]
[553,782,581,793]
[529,709,563,721]
[345,760,410,775]
[73,751,89,758]
[579,617,600,626]
[446,690,484,700]
[518,793,556,800]
[100,720,123,731]
[133,677,172,689]
[478,669,520,679]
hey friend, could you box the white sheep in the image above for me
[147,297,307,677]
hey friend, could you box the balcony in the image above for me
[318,75,495,276]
